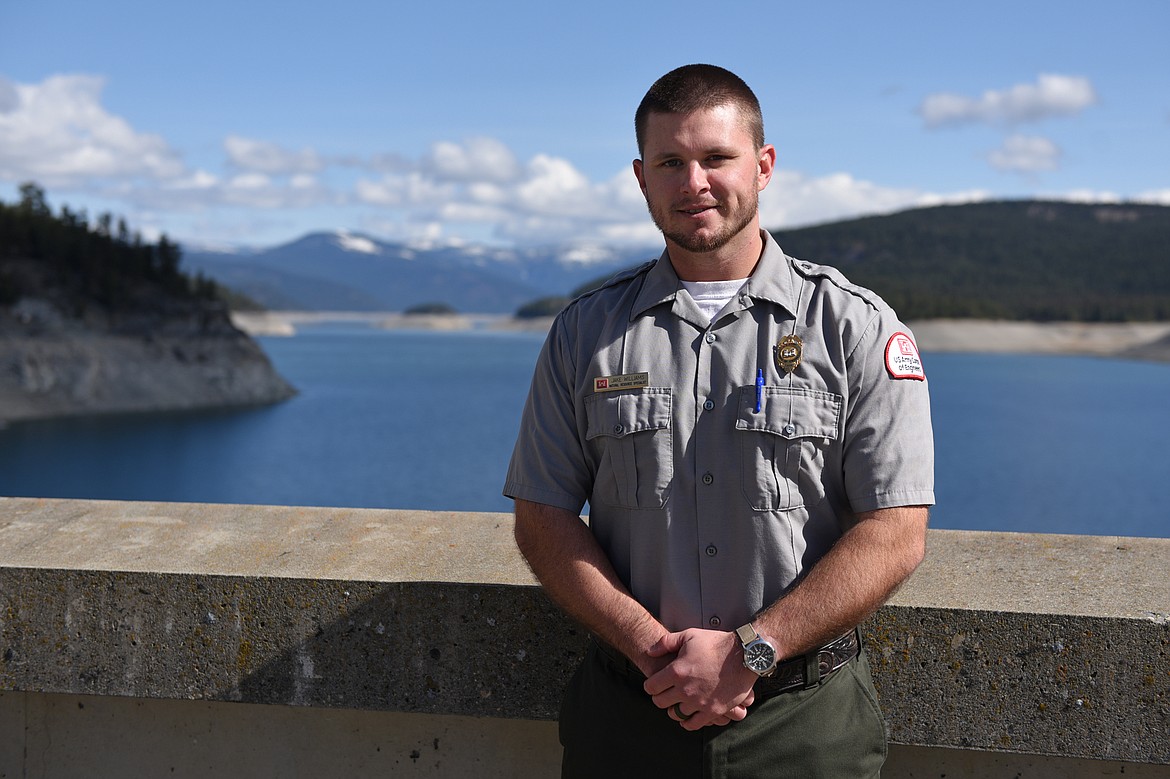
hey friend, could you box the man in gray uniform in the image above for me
[504,64,934,778]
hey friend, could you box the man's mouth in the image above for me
[678,204,718,215]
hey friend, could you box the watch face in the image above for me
[744,640,775,672]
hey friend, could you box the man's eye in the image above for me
[661,159,682,168]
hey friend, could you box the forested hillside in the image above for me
[770,201,1170,321]
[0,183,238,331]
[0,184,293,424]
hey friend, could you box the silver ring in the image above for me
[670,703,694,721]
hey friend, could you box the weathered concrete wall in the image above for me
[3,691,1166,779]
[0,691,562,778]
[0,497,1167,777]
[872,531,1170,762]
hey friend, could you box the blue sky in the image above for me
[1,0,1167,251]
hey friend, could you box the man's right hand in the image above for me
[642,628,756,730]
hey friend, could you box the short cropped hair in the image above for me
[635,64,765,156]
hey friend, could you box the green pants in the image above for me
[559,642,887,779]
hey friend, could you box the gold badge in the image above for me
[775,334,803,374]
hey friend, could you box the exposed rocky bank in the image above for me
[1,296,296,426]
[907,319,1170,363]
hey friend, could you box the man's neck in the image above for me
[666,227,765,282]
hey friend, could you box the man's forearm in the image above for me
[513,498,669,675]
[753,505,928,660]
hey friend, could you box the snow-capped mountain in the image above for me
[184,231,655,313]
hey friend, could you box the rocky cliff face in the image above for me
[0,294,295,425]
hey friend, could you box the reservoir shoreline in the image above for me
[5,315,1167,427]
[234,311,1170,363]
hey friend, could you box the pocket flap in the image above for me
[735,386,841,440]
[585,387,672,440]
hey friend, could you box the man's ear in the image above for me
[632,158,647,196]
[757,144,776,192]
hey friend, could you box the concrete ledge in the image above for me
[0,497,1167,768]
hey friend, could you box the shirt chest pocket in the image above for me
[735,386,842,511]
[585,388,673,509]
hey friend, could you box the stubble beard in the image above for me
[647,190,759,255]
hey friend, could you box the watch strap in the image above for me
[735,623,760,646]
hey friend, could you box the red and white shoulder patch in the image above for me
[885,332,925,380]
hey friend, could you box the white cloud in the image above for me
[437,201,511,223]
[593,221,662,247]
[1060,189,1122,203]
[3,72,1148,251]
[360,152,413,174]
[224,135,323,174]
[171,169,220,190]
[758,170,976,228]
[0,74,184,185]
[354,178,403,206]
[356,214,450,248]
[0,74,338,216]
[913,189,997,209]
[229,172,271,190]
[918,74,1097,128]
[355,152,647,246]
[355,172,456,207]
[1135,189,1170,206]
[467,181,508,205]
[216,173,331,209]
[113,167,333,213]
[515,154,594,216]
[987,134,1062,174]
[424,137,520,182]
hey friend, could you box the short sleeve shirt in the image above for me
[504,232,934,632]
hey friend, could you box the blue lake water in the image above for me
[2,324,1168,538]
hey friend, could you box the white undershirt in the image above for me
[679,278,749,324]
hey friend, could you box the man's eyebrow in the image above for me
[646,145,740,162]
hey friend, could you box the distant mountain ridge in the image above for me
[188,200,1170,321]
[185,233,654,314]
[772,200,1170,321]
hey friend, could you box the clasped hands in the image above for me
[640,627,758,731]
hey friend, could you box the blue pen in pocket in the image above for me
[755,368,764,413]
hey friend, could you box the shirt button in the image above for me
[709,616,721,627]
[703,399,715,411]
[705,333,716,344]
[613,424,624,434]
[702,472,714,485]
[783,423,796,435]
[705,544,717,557]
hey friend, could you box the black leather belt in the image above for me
[753,629,859,699]
[593,629,860,699]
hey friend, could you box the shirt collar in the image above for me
[741,231,801,315]
[630,231,801,321]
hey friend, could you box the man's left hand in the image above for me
[643,628,758,730]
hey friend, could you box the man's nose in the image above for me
[681,161,710,195]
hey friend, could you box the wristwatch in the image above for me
[736,622,778,677]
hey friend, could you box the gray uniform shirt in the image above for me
[504,232,934,633]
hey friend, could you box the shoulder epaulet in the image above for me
[570,258,657,304]
[788,255,886,313]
